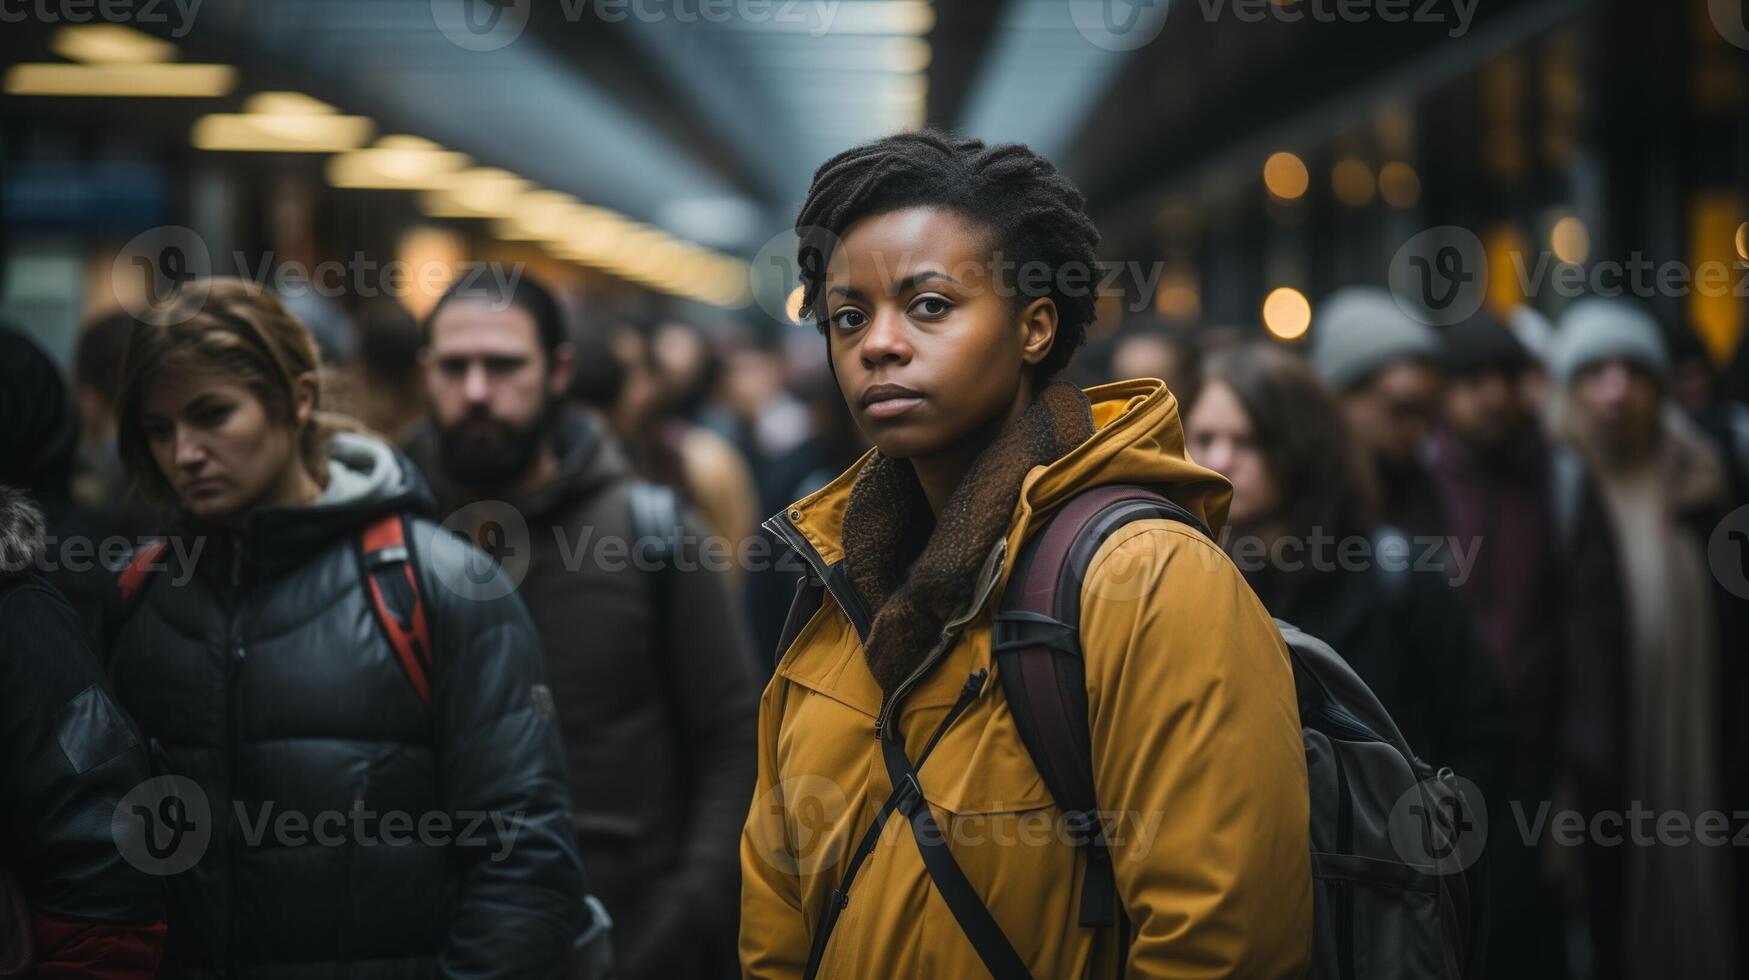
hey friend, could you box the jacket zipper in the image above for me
[224,540,248,973]
[765,511,1010,740]
[763,513,868,638]
[874,538,1006,740]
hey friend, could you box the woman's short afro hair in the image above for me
[795,130,1101,385]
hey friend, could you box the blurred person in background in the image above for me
[408,277,757,980]
[327,298,429,442]
[1106,320,1199,396]
[1426,311,1628,979]
[601,319,761,557]
[1548,297,1748,980]
[107,277,591,979]
[1,482,165,979]
[1184,342,1513,873]
[0,325,135,644]
[1669,324,1749,503]
[1507,305,1556,417]
[1310,287,1450,536]
[70,310,154,536]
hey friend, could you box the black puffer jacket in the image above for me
[105,433,587,979]
[0,484,164,975]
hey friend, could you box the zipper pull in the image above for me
[961,668,988,699]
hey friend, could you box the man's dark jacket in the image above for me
[406,409,758,980]
[0,484,165,976]
[104,434,587,979]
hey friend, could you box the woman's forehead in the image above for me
[829,207,993,285]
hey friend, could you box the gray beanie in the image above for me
[1308,286,1444,392]
[1549,297,1669,388]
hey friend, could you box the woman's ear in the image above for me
[1017,297,1059,367]
[291,371,319,426]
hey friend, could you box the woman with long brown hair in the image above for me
[107,278,590,979]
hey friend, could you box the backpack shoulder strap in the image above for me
[358,513,433,705]
[993,484,1207,936]
[116,540,168,606]
[629,480,680,664]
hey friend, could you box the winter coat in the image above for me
[104,433,587,979]
[0,485,165,978]
[740,379,1313,979]
[405,408,758,980]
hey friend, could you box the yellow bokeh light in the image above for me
[1550,215,1590,265]
[1263,152,1309,200]
[1378,162,1421,208]
[1331,159,1375,206]
[1262,287,1312,340]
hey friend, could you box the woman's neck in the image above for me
[909,386,1035,514]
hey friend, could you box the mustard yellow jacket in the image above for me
[741,379,1313,979]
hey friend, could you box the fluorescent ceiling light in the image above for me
[327,135,470,189]
[50,24,178,64]
[192,110,374,152]
[7,63,235,97]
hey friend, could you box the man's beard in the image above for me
[434,403,552,493]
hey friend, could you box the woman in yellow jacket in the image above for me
[741,132,1312,979]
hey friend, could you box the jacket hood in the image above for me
[779,378,1233,567]
[0,484,46,578]
[189,430,435,579]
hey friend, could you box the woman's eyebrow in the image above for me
[892,270,959,294]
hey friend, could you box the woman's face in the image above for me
[139,370,308,521]
[1185,379,1279,528]
[822,206,1055,460]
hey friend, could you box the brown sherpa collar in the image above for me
[841,382,1095,694]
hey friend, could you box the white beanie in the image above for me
[1309,287,1444,392]
[1549,297,1669,388]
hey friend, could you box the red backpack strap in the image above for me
[117,541,168,605]
[992,484,1208,939]
[358,514,433,705]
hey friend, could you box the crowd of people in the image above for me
[2,130,1748,979]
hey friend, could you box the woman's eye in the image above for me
[193,405,233,428]
[831,309,868,331]
[911,297,950,318]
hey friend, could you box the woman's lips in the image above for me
[863,395,923,419]
[183,477,226,497]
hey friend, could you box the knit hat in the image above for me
[1549,297,1670,388]
[1442,311,1528,378]
[1507,305,1554,366]
[1309,286,1444,392]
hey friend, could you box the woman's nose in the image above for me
[860,309,913,366]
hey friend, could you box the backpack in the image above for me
[789,484,1481,980]
[117,513,436,704]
